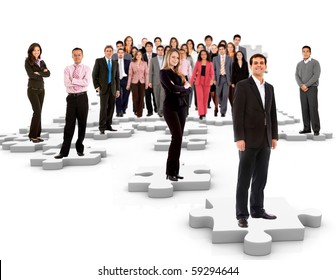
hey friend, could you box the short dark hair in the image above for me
[116,40,124,46]
[249,53,267,65]
[218,43,226,50]
[154,37,162,42]
[145,41,153,47]
[233,34,241,40]
[72,47,83,54]
[204,35,213,41]
[104,45,113,51]
[302,45,311,52]
[156,45,164,51]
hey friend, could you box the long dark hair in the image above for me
[27,43,42,65]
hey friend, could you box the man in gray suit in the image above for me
[149,45,165,117]
[213,44,233,117]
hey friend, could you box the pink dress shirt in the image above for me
[179,59,192,80]
[64,63,91,94]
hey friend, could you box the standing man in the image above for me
[213,44,232,117]
[295,46,321,136]
[116,48,131,117]
[54,48,91,159]
[233,34,247,61]
[143,41,157,116]
[204,35,213,54]
[232,53,278,228]
[149,45,165,117]
[92,45,120,134]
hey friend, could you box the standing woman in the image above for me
[190,50,214,119]
[160,49,191,181]
[124,35,134,55]
[126,50,148,118]
[227,42,236,106]
[25,43,50,142]
[231,51,249,104]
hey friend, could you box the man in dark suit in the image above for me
[115,48,131,117]
[233,34,247,61]
[143,41,157,116]
[232,53,278,228]
[92,45,120,134]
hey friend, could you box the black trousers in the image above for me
[145,87,157,114]
[60,93,88,156]
[236,132,271,219]
[99,84,115,131]
[300,86,320,133]
[27,87,45,138]
[163,105,188,176]
[116,78,130,114]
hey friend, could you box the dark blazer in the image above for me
[143,52,157,64]
[231,61,249,85]
[233,76,278,148]
[120,59,131,86]
[92,57,120,95]
[25,58,50,88]
[160,69,191,110]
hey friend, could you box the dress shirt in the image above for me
[304,57,312,64]
[118,59,127,79]
[64,63,91,93]
[179,59,192,80]
[157,56,164,69]
[251,74,265,108]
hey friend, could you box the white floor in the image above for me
[0,97,335,279]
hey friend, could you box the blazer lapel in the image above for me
[249,77,264,109]
[264,82,271,110]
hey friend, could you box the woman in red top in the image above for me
[190,50,214,119]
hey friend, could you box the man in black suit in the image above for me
[143,41,157,116]
[232,53,278,228]
[92,45,120,134]
[115,48,131,117]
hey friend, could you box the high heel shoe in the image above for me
[37,137,44,142]
[176,175,184,179]
[29,138,39,143]
[166,175,178,181]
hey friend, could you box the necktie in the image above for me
[73,64,80,92]
[220,55,225,75]
[119,59,124,79]
[108,59,112,84]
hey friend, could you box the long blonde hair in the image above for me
[162,48,186,84]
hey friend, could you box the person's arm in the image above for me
[305,60,321,87]
[148,59,153,87]
[160,70,190,94]
[190,61,198,86]
[72,65,91,87]
[39,60,50,77]
[64,66,73,89]
[25,59,40,80]
[232,81,246,147]
[270,85,278,145]
[126,63,133,90]
[115,62,120,97]
[295,63,302,87]
[92,59,100,92]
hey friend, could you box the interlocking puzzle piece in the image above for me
[279,130,333,141]
[154,135,207,151]
[128,165,211,198]
[1,132,49,152]
[19,123,65,134]
[277,109,300,124]
[30,147,107,170]
[165,123,208,136]
[85,127,134,140]
[189,197,321,256]
[42,139,76,151]
[186,116,233,126]
[132,121,167,132]
[0,133,20,144]
[242,45,268,60]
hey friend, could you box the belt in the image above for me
[69,91,87,96]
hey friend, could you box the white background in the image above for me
[0,0,335,279]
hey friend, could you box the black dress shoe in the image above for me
[77,152,84,156]
[221,113,225,117]
[251,212,277,219]
[176,175,184,179]
[100,130,105,134]
[299,130,311,134]
[106,126,117,132]
[54,153,65,159]
[146,112,153,117]
[166,175,178,181]
[238,218,248,228]
[314,132,319,136]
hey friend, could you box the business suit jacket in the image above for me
[149,56,163,86]
[143,52,157,64]
[239,46,247,61]
[190,61,214,86]
[233,76,278,148]
[92,57,120,95]
[212,55,232,84]
[119,59,130,86]
[25,58,50,88]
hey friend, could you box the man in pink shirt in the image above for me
[55,48,91,159]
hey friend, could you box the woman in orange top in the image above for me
[190,50,214,119]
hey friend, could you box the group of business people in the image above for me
[25,41,321,228]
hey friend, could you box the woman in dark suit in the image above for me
[231,51,249,104]
[25,43,50,142]
[160,49,192,181]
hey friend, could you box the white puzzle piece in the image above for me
[189,197,321,256]
[155,135,207,151]
[128,165,211,198]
